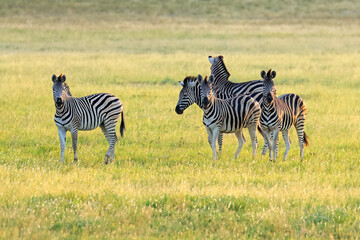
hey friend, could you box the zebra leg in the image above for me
[282,130,291,161]
[57,126,67,162]
[206,127,213,150]
[272,130,280,162]
[207,127,219,161]
[218,132,223,156]
[248,125,258,159]
[70,130,78,162]
[262,131,275,155]
[295,124,305,161]
[234,129,245,159]
[100,123,118,164]
[261,141,268,155]
[207,135,212,148]
[260,128,273,161]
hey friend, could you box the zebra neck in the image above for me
[202,98,216,114]
[262,100,276,113]
[55,99,72,115]
[211,64,230,84]
[193,83,203,109]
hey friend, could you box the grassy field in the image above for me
[1,0,360,239]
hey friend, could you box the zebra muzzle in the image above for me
[55,98,63,107]
[175,105,183,114]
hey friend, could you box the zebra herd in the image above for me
[52,55,308,164]
[175,55,309,162]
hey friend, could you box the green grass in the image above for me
[1,0,360,239]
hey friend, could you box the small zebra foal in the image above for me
[259,70,309,161]
[52,74,125,164]
[198,74,261,161]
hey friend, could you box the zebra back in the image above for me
[209,55,263,99]
[278,93,307,122]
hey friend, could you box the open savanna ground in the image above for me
[1,0,360,239]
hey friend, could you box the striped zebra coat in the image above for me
[260,70,309,161]
[175,74,261,161]
[52,74,125,164]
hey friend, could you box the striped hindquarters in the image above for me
[278,93,307,122]
[279,93,308,146]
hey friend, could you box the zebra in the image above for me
[52,73,125,164]
[259,69,309,161]
[175,76,223,155]
[207,55,264,154]
[176,74,261,161]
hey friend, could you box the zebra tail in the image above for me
[120,111,125,137]
[303,131,309,147]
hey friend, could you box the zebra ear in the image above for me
[208,74,215,84]
[196,74,203,84]
[179,81,184,87]
[261,70,266,79]
[61,74,66,83]
[208,56,214,64]
[52,74,57,82]
[271,71,276,79]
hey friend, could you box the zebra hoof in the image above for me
[103,155,114,165]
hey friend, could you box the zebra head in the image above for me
[208,55,223,65]
[52,73,68,108]
[175,76,198,114]
[198,74,214,109]
[261,69,277,104]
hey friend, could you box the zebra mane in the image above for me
[183,76,197,85]
[63,83,72,96]
[213,56,231,77]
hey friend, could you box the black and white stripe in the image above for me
[259,70,308,161]
[52,74,125,164]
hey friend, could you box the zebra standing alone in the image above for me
[176,74,261,160]
[260,69,309,161]
[52,74,125,164]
